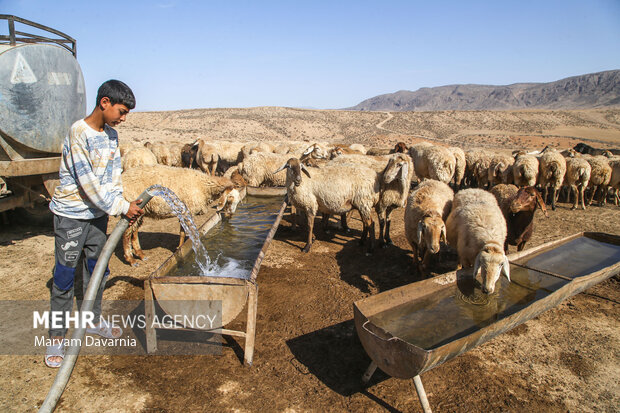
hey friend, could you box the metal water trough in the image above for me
[354,232,620,412]
[144,187,287,365]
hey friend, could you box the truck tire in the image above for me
[14,203,53,227]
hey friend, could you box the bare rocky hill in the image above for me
[119,107,620,151]
[347,70,620,111]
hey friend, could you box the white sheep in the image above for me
[563,153,592,210]
[446,188,510,294]
[409,144,455,184]
[472,152,493,188]
[512,153,539,187]
[167,142,185,167]
[238,152,291,187]
[448,146,466,188]
[374,153,413,246]
[121,165,242,266]
[195,139,220,175]
[122,147,158,170]
[274,157,380,255]
[241,142,276,159]
[584,155,612,206]
[144,142,175,166]
[487,153,515,187]
[537,149,567,210]
[404,179,454,274]
[212,141,244,171]
[464,149,486,187]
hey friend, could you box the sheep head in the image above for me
[473,242,510,294]
[511,186,548,217]
[181,143,198,168]
[416,212,446,255]
[329,146,345,159]
[383,153,410,184]
[216,187,241,216]
[393,142,408,153]
[301,143,329,161]
[274,158,311,187]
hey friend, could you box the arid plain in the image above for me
[1,107,619,412]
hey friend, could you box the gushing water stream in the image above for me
[147,185,215,275]
[146,185,283,279]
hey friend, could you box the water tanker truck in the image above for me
[0,15,86,222]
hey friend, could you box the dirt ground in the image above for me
[1,108,619,412]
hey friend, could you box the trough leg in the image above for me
[361,361,377,383]
[413,375,432,413]
[144,280,157,353]
[244,283,259,366]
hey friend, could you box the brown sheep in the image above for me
[491,184,548,252]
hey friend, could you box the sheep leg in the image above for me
[579,185,587,210]
[340,213,349,232]
[290,205,298,231]
[360,220,368,245]
[550,187,557,210]
[131,229,146,261]
[178,223,186,249]
[543,186,549,206]
[570,185,578,210]
[122,228,137,266]
[587,185,597,206]
[377,211,386,247]
[321,213,331,234]
[364,216,375,256]
[600,186,608,206]
[411,243,419,267]
[302,212,315,253]
[421,250,433,276]
[517,241,526,251]
[384,207,395,245]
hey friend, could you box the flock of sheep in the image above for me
[118,138,620,294]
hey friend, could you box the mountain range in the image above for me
[347,70,620,111]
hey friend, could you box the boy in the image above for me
[45,80,144,368]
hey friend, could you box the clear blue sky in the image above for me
[2,0,620,111]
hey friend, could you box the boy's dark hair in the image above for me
[96,79,136,110]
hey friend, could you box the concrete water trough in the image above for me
[144,187,287,365]
[354,232,620,412]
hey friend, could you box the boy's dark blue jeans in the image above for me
[49,214,109,337]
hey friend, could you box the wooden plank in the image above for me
[244,283,259,366]
[144,280,158,353]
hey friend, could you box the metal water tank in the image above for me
[0,33,86,155]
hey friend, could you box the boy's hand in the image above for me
[126,199,145,224]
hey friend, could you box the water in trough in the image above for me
[368,237,620,351]
[168,194,284,279]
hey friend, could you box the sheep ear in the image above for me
[416,221,424,245]
[502,255,511,282]
[535,189,548,217]
[301,163,312,178]
[473,251,481,278]
[215,188,229,211]
[273,163,288,174]
[401,161,409,180]
[302,146,314,156]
